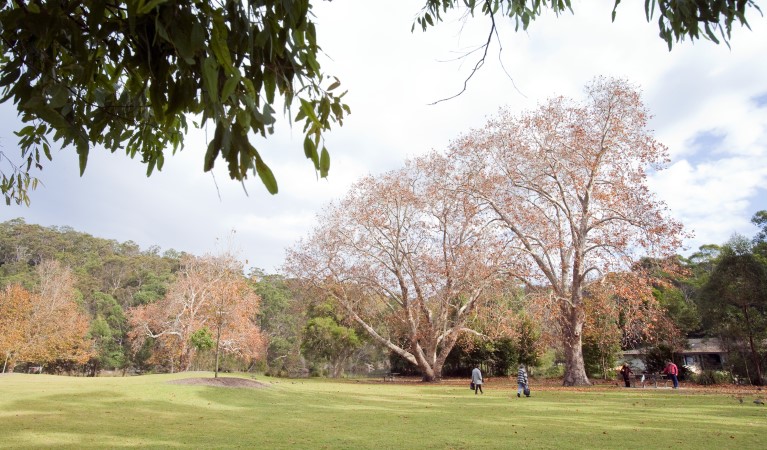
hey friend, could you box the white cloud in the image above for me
[1,0,766,271]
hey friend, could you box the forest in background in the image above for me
[1,214,766,384]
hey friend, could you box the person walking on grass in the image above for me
[619,363,633,388]
[517,364,528,398]
[662,360,679,389]
[471,366,484,394]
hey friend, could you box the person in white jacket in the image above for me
[471,366,484,394]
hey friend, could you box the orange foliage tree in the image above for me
[0,260,93,372]
[128,253,264,373]
[0,284,32,372]
[449,77,684,385]
[285,154,515,381]
[580,270,681,378]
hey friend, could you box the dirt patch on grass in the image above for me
[168,377,268,389]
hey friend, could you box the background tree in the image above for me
[752,210,767,260]
[189,327,215,354]
[0,261,93,372]
[581,269,680,379]
[450,77,684,385]
[285,154,512,381]
[0,0,349,205]
[26,260,93,370]
[699,235,767,385]
[87,291,131,373]
[0,218,180,372]
[302,314,362,378]
[638,256,702,338]
[251,270,308,376]
[129,253,264,374]
[448,284,544,376]
[0,284,32,372]
[581,283,622,380]
[206,257,263,378]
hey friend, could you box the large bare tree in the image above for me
[450,77,684,385]
[285,155,513,381]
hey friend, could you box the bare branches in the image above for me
[428,4,496,105]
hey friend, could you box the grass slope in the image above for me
[1,373,765,449]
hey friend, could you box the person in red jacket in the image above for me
[662,360,679,389]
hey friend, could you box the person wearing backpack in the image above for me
[517,364,529,398]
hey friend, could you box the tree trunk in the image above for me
[214,323,222,379]
[421,370,437,382]
[417,355,438,382]
[414,347,438,382]
[743,306,763,385]
[561,302,591,386]
[331,361,343,378]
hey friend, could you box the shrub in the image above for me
[694,370,732,385]
[534,349,565,378]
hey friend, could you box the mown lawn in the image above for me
[1,373,765,449]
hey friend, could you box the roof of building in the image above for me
[684,338,726,354]
[621,338,726,356]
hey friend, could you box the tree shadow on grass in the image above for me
[1,389,283,448]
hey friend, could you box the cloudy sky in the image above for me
[1,0,766,273]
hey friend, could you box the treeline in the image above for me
[0,219,386,377]
[669,211,767,384]
[0,218,179,373]
[1,215,766,384]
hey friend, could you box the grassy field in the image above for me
[1,373,766,449]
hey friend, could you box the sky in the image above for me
[1,0,766,273]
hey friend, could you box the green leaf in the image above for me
[299,99,320,125]
[76,140,89,176]
[190,23,206,55]
[303,135,315,159]
[263,71,276,104]
[319,147,330,178]
[255,157,278,194]
[138,0,169,15]
[221,74,240,103]
[295,108,307,122]
[42,142,51,161]
[146,157,157,176]
[88,1,106,33]
[202,57,219,104]
[0,67,20,87]
[204,124,224,172]
[211,14,235,76]
[242,78,256,98]
[13,125,35,137]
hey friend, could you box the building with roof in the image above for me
[621,338,727,374]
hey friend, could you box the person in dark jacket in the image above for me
[517,364,528,397]
[619,363,633,387]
